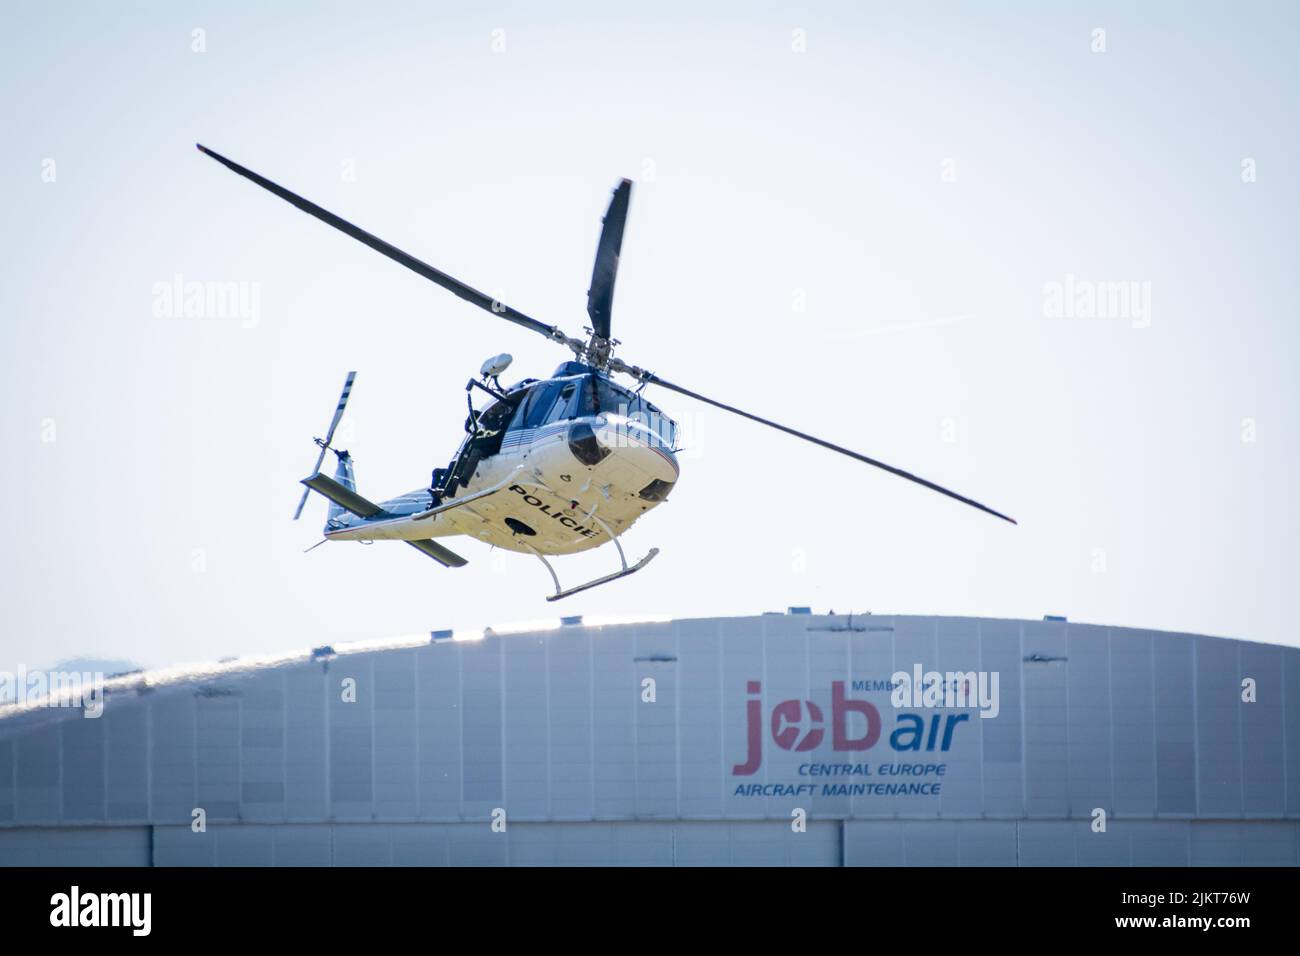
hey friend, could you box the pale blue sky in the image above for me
[2,1,1297,672]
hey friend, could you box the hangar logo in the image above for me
[732,680,970,776]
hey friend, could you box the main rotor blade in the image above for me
[196,144,562,343]
[638,370,1017,525]
[586,179,632,341]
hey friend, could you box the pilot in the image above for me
[430,398,516,507]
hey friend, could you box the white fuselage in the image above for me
[324,411,679,556]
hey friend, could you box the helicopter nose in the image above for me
[593,421,679,484]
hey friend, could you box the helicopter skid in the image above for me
[526,520,659,601]
[545,548,659,602]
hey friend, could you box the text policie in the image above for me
[509,484,601,538]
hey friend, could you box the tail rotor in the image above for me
[294,371,357,519]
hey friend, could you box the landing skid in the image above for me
[527,520,659,602]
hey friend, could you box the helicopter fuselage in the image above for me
[323,368,680,556]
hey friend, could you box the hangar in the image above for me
[0,612,1296,866]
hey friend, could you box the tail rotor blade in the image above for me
[292,486,313,522]
[294,371,357,520]
[322,370,356,448]
[586,179,632,341]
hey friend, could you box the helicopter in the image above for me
[197,144,1016,601]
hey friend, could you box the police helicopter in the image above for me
[197,144,1016,601]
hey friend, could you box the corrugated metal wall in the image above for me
[3,820,1296,866]
[1,615,1297,865]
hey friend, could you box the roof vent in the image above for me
[561,615,584,626]
[430,629,455,643]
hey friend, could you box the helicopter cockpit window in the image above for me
[513,380,566,430]
[591,377,676,447]
[543,380,580,425]
[593,378,633,417]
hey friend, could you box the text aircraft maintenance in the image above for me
[197,144,1017,600]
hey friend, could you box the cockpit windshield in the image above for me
[504,374,678,448]
[590,377,677,448]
